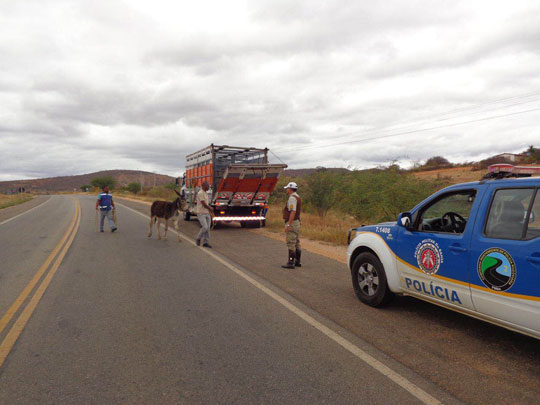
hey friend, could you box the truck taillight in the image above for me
[220,210,225,215]
[252,210,256,215]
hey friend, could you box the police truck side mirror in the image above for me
[398,212,412,228]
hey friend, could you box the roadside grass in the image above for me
[0,194,33,210]
[263,204,359,246]
[113,186,177,203]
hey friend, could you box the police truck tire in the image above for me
[351,252,393,307]
[183,211,191,221]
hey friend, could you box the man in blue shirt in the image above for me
[95,185,117,232]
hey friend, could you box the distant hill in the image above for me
[0,170,176,193]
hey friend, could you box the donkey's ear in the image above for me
[174,190,181,197]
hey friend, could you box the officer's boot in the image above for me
[281,250,296,269]
[295,249,302,267]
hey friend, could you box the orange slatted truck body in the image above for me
[181,145,287,228]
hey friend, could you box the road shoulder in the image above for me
[0,195,50,224]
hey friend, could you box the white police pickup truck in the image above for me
[347,164,540,339]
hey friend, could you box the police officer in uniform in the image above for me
[282,182,301,269]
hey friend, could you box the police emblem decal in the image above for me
[415,240,443,275]
[477,248,516,292]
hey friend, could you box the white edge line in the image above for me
[116,202,443,405]
[0,196,51,226]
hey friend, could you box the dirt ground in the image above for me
[249,227,348,264]
[412,166,483,183]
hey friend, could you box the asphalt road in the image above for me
[0,195,538,404]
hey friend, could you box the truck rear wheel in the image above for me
[351,252,393,307]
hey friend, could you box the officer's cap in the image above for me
[284,182,298,190]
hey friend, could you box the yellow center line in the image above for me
[0,198,79,336]
[0,198,81,368]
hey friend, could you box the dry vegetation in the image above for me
[0,194,33,210]
[263,203,355,245]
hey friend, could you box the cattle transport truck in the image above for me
[181,144,287,228]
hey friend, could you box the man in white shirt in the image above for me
[196,181,214,247]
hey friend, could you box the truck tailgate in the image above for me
[215,164,286,205]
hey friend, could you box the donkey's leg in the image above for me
[175,215,182,242]
[164,219,168,240]
[157,218,162,240]
[148,216,154,237]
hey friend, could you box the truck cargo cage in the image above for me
[183,144,287,228]
[484,164,540,179]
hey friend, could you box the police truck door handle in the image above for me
[526,256,540,266]
[449,245,467,253]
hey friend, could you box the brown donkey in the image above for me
[148,190,188,241]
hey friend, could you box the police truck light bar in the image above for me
[487,164,540,178]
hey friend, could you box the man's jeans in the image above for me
[100,209,115,231]
[197,214,211,243]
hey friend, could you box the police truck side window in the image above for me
[417,191,476,233]
[485,188,536,240]
[525,190,540,239]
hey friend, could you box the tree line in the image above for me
[271,166,448,224]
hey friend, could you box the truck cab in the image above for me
[347,165,540,339]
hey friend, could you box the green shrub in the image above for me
[334,167,447,223]
[90,176,117,190]
[127,182,141,194]
[304,169,338,217]
[164,182,178,190]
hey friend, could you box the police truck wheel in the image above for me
[351,252,393,307]
[183,211,191,221]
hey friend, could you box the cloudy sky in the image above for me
[1,0,540,180]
